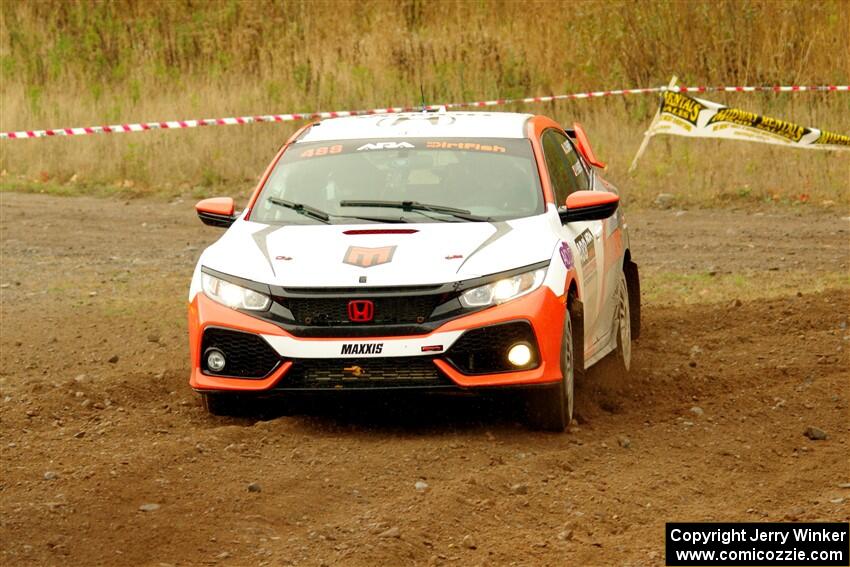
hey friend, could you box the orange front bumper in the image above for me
[188,286,566,391]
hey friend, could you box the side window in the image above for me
[541,130,590,207]
[564,137,591,192]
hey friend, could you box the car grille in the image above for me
[280,295,445,326]
[201,328,280,378]
[279,357,452,389]
[445,321,539,374]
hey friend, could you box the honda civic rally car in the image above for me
[188,111,640,430]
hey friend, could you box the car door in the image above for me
[540,129,607,355]
[594,172,626,350]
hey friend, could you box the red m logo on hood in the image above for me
[342,246,396,268]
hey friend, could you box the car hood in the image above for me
[200,215,558,287]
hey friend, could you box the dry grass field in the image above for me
[1,0,849,206]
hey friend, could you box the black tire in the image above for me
[201,392,246,417]
[611,270,633,375]
[525,304,576,431]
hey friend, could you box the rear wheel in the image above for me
[201,392,245,416]
[525,304,575,431]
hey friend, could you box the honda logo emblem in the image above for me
[347,300,374,322]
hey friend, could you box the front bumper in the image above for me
[188,285,566,392]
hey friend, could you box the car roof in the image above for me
[297,111,534,142]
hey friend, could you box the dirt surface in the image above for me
[1,192,848,566]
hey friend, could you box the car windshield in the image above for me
[250,137,544,224]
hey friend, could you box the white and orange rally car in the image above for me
[188,111,640,430]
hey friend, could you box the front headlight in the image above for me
[459,268,547,308]
[202,273,271,311]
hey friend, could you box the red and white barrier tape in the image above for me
[2,84,846,140]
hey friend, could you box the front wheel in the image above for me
[525,304,575,431]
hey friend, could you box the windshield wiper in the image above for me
[339,200,490,222]
[267,197,330,223]
[268,197,409,224]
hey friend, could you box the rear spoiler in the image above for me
[565,122,606,169]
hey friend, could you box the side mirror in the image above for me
[559,191,619,223]
[196,197,238,228]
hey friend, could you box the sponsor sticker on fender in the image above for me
[574,229,597,279]
[559,242,574,269]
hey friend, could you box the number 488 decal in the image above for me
[300,144,343,158]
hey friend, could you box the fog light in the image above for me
[206,348,226,372]
[507,343,532,367]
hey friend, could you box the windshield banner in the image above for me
[642,91,850,151]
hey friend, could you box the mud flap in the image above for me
[569,297,586,375]
[624,260,641,340]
